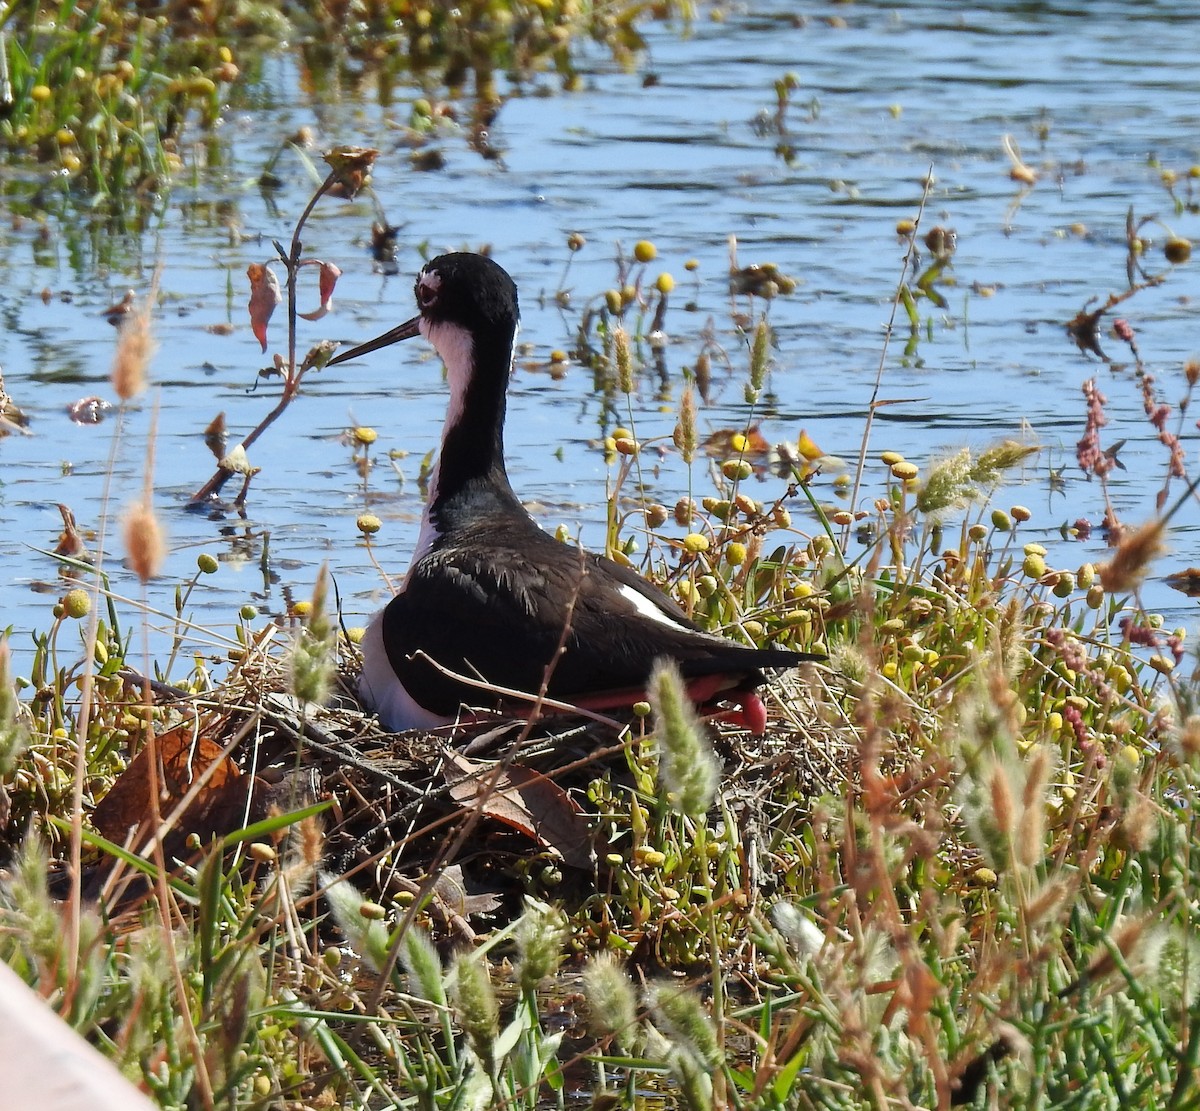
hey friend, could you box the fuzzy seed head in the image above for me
[650,659,720,817]
[989,764,1015,849]
[613,326,634,394]
[321,875,390,972]
[401,926,447,1009]
[515,897,569,994]
[674,383,697,464]
[111,302,156,401]
[649,981,722,1071]
[451,952,500,1069]
[771,901,826,958]
[1016,746,1050,868]
[1100,519,1166,594]
[0,641,28,776]
[290,564,336,705]
[583,952,639,1047]
[750,318,770,390]
[123,500,166,584]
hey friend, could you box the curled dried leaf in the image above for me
[298,260,343,321]
[323,145,379,199]
[247,262,282,353]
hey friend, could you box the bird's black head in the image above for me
[414,252,520,338]
[327,251,519,368]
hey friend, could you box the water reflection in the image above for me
[1,0,1198,676]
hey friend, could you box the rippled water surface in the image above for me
[2,0,1199,674]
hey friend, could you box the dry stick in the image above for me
[188,172,337,505]
[64,418,122,990]
[409,650,626,730]
[68,271,163,977]
[139,397,220,1109]
[843,170,935,543]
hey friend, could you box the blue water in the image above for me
[1,0,1198,679]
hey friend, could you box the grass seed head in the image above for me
[320,875,390,972]
[0,641,28,775]
[111,300,156,401]
[583,952,639,1047]
[1016,745,1050,868]
[613,326,634,394]
[290,564,336,705]
[1099,519,1166,593]
[515,897,569,994]
[650,658,720,817]
[123,500,166,583]
[1024,878,1071,924]
[915,447,972,515]
[401,926,447,1009]
[771,901,826,958]
[649,981,722,1071]
[750,318,770,390]
[674,382,697,463]
[451,952,500,1070]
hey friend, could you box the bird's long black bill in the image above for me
[327,314,422,366]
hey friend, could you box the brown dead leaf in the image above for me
[323,145,378,198]
[297,260,342,322]
[442,753,594,870]
[93,722,247,849]
[431,864,504,919]
[246,262,281,353]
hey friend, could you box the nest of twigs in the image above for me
[88,628,857,938]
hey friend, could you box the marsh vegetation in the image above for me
[2,3,1200,1109]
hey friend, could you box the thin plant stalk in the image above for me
[188,172,337,505]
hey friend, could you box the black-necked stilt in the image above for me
[330,252,818,733]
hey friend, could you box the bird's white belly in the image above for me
[357,609,453,731]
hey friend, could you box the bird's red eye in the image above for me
[417,280,437,307]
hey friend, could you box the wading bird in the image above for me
[329,252,818,732]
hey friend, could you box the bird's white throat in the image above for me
[407,316,518,570]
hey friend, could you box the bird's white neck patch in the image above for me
[411,318,474,561]
[422,318,475,433]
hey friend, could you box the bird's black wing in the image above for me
[381,527,814,717]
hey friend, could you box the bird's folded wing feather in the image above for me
[381,535,810,715]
